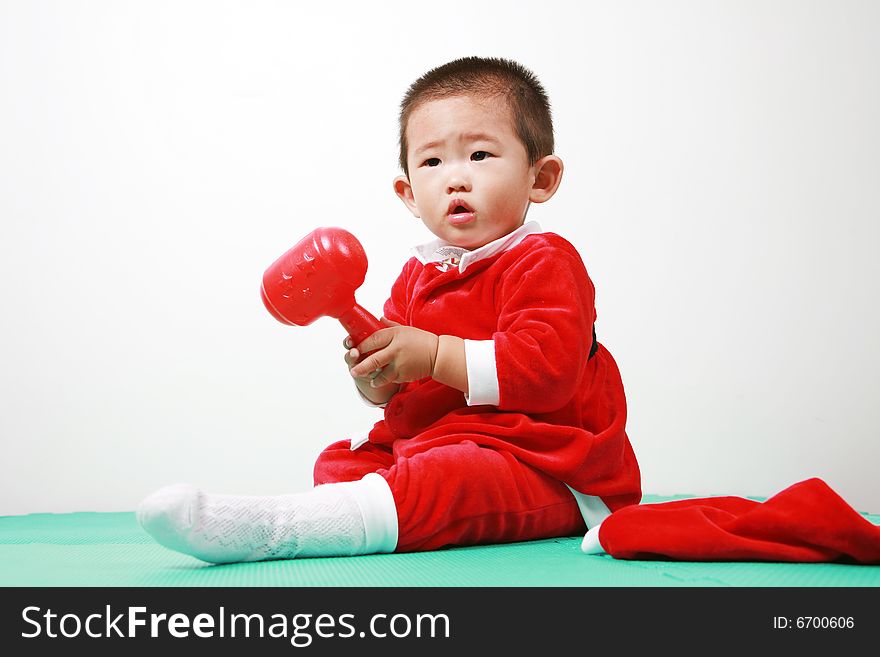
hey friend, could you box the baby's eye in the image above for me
[423,157,441,167]
[471,151,492,161]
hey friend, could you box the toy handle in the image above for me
[338,303,383,347]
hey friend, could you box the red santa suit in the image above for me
[314,222,641,552]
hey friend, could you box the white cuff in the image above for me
[351,473,399,554]
[464,339,500,406]
[350,432,370,450]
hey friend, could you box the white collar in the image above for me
[412,221,543,274]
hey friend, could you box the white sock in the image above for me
[581,523,606,554]
[136,473,398,563]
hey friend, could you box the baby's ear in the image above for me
[393,175,420,218]
[529,155,564,204]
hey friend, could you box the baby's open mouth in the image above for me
[447,199,476,226]
[448,199,474,215]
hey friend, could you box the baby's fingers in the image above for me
[370,363,397,388]
[343,348,360,368]
[350,350,389,378]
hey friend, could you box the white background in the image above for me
[1,0,878,516]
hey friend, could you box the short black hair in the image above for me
[398,57,554,176]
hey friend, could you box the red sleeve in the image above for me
[494,241,596,413]
[382,257,419,325]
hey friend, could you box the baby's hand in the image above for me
[343,317,402,391]
[349,325,439,388]
[343,336,380,385]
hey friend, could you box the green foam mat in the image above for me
[2,496,879,587]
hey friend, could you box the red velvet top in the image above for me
[367,232,641,512]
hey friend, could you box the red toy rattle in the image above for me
[260,227,383,346]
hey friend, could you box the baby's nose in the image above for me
[446,168,472,193]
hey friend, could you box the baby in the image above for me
[138,56,641,562]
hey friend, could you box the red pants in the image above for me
[313,439,585,552]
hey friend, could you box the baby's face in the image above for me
[400,95,537,249]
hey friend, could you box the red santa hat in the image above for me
[582,478,880,563]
